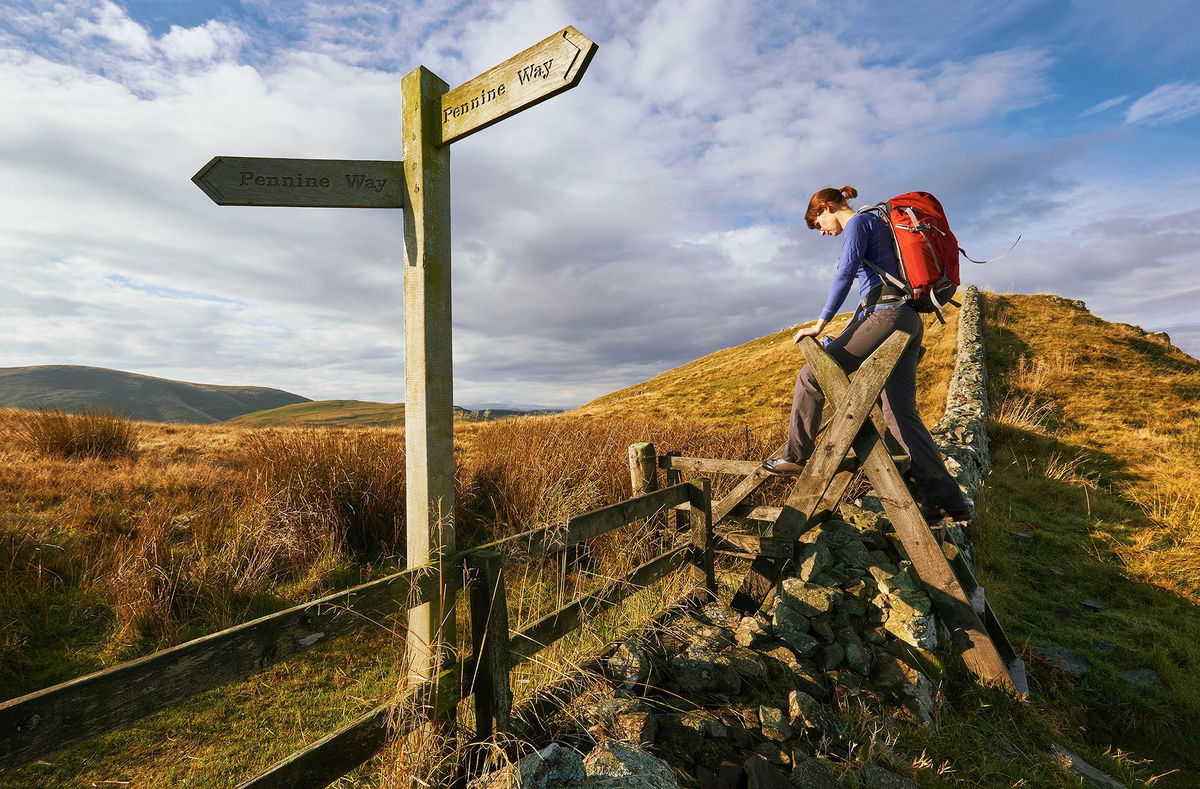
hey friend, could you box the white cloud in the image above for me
[1125,82,1200,126]
[1081,94,1130,116]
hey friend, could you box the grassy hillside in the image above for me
[572,308,959,428]
[226,399,558,427]
[0,365,308,423]
[227,399,413,427]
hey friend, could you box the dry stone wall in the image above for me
[932,285,991,499]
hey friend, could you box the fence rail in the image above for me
[0,479,714,789]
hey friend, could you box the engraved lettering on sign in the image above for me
[516,58,554,85]
[444,84,507,123]
[238,171,333,189]
[345,174,388,193]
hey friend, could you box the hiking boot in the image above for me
[762,458,805,476]
[920,496,975,523]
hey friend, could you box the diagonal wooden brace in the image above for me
[799,336,1019,693]
[731,330,912,614]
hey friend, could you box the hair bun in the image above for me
[840,185,858,200]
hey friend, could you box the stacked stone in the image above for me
[558,508,939,788]
[932,285,991,498]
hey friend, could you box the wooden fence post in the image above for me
[464,550,512,739]
[628,442,658,496]
[688,479,716,596]
[664,450,687,535]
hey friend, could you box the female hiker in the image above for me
[761,185,972,521]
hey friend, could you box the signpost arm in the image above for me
[402,65,455,684]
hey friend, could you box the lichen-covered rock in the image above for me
[584,699,658,745]
[788,750,840,788]
[871,652,936,726]
[735,615,773,648]
[668,647,742,695]
[607,639,652,696]
[701,601,743,630]
[584,739,682,788]
[796,544,832,582]
[773,604,817,656]
[778,580,840,618]
[787,690,843,736]
[759,705,792,742]
[723,644,772,683]
[871,568,937,649]
[479,743,585,789]
[745,753,792,786]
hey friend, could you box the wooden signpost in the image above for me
[192,26,597,688]
[192,157,405,208]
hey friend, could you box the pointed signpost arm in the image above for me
[402,65,456,684]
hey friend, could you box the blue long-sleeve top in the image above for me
[818,212,902,321]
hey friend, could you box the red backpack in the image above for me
[857,191,964,321]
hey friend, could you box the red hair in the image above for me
[805,185,858,229]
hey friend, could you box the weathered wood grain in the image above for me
[465,551,513,739]
[192,157,404,208]
[660,456,765,475]
[664,451,688,534]
[471,483,693,562]
[688,479,716,594]
[628,442,658,496]
[0,566,437,768]
[710,439,789,524]
[402,65,457,683]
[438,26,598,146]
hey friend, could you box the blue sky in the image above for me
[1,0,1198,408]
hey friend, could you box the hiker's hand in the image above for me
[793,320,828,344]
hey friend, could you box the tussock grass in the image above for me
[2,407,140,460]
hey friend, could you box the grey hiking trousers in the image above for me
[786,306,966,510]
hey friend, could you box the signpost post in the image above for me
[193,26,597,691]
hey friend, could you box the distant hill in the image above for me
[0,365,309,424]
[570,309,959,427]
[226,399,561,428]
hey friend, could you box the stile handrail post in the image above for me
[687,479,716,596]
[464,550,512,740]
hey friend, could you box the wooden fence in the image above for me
[0,480,714,787]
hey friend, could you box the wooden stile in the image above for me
[797,337,1019,693]
[731,331,911,614]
